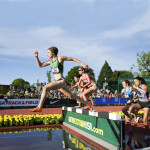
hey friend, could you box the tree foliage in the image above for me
[65,66,80,85]
[109,70,133,84]
[97,61,113,86]
[0,85,9,95]
[130,64,140,77]
[47,70,51,83]
[137,51,150,76]
[11,78,30,90]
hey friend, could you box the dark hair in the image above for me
[122,80,130,86]
[134,77,147,85]
[74,74,81,78]
[78,67,89,73]
[134,77,149,97]
[48,46,58,56]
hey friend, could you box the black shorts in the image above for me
[137,101,149,108]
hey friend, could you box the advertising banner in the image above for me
[0,98,77,108]
[63,107,125,149]
[94,97,127,105]
[0,99,40,107]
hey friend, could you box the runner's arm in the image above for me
[78,77,82,88]
[133,84,148,93]
[70,83,79,90]
[60,56,88,68]
[115,89,124,98]
[82,74,91,88]
[34,51,51,67]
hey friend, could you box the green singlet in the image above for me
[50,56,63,74]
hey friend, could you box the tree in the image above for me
[47,70,51,83]
[109,70,133,84]
[87,68,96,82]
[65,66,96,85]
[65,66,81,85]
[11,78,30,90]
[137,51,150,76]
[97,61,113,86]
[130,64,140,77]
[0,85,10,95]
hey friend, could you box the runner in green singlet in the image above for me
[29,46,92,112]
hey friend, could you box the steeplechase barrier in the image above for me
[62,106,125,150]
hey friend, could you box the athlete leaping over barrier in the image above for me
[29,46,93,112]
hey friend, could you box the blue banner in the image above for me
[94,97,127,105]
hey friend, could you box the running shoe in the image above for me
[133,117,140,126]
[135,117,140,123]
[91,100,94,107]
[87,101,93,112]
[29,106,42,112]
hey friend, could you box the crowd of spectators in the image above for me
[96,87,115,99]
[0,82,115,100]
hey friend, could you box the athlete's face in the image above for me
[74,77,79,82]
[47,50,53,58]
[78,68,83,75]
[134,79,141,86]
[122,81,127,88]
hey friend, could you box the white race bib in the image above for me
[137,93,144,98]
[52,67,59,73]
[125,94,129,98]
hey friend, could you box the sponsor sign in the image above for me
[0,99,40,107]
[63,110,125,148]
[94,97,127,105]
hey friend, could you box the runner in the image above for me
[70,74,84,108]
[115,80,138,125]
[129,77,150,138]
[29,46,92,112]
[78,67,97,108]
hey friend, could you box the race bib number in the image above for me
[137,93,144,98]
[52,67,59,73]
[83,80,88,84]
[125,94,129,98]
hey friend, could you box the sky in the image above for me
[0,0,150,85]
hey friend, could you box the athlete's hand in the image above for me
[82,63,88,69]
[34,51,38,57]
[133,84,137,89]
[115,90,118,94]
[133,98,137,102]
[127,100,131,103]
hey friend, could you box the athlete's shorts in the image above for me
[89,84,97,91]
[55,77,67,89]
[55,77,66,82]
[137,101,149,108]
